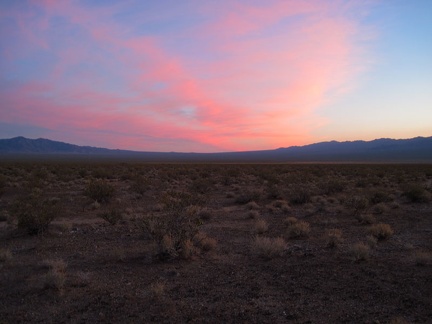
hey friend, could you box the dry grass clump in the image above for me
[0,248,12,262]
[349,243,370,261]
[42,259,67,291]
[271,200,291,212]
[246,201,260,210]
[356,213,376,225]
[366,235,378,248]
[98,207,123,225]
[283,216,298,226]
[251,236,286,259]
[194,232,217,252]
[325,229,343,248]
[345,195,369,216]
[248,210,260,219]
[287,221,310,239]
[179,239,195,260]
[388,317,409,324]
[149,281,165,300]
[414,251,432,266]
[198,209,213,221]
[254,219,268,234]
[369,223,394,240]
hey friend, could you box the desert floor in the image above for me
[1,162,431,323]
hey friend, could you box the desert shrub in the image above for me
[130,176,149,196]
[142,199,202,260]
[403,185,430,203]
[289,187,312,205]
[235,190,262,204]
[84,180,115,203]
[415,251,432,266]
[190,178,213,194]
[369,223,394,240]
[12,190,60,235]
[0,248,12,262]
[371,203,389,214]
[366,235,378,248]
[320,179,345,195]
[149,281,165,300]
[199,237,217,252]
[356,213,376,225]
[98,207,123,225]
[194,232,217,252]
[42,259,67,291]
[349,242,370,261]
[246,201,260,210]
[369,190,392,204]
[92,167,112,179]
[325,229,343,248]
[254,219,268,234]
[345,195,369,216]
[267,184,284,200]
[161,190,204,209]
[0,175,5,197]
[248,210,260,219]
[287,221,310,239]
[198,209,213,221]
[283,216,298,226]
[251,236,286,259]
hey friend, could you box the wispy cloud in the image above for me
[0,0,372,152]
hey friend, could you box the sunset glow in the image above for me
[1,1,431,152]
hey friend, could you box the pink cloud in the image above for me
[0,0,372,152]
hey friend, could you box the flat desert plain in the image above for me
[1,162,431,323]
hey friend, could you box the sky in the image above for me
[0,0,431,153]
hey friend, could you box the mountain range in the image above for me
[1,136,432,162]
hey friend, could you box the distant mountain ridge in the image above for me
[1,136,432,162]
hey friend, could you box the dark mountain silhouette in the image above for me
[1,136,431,162]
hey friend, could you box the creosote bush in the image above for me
[289,187,312,205]
[251,236,286,259]
[12,189,60,235]
[142,195,202,260]
[369,223,394,240]
[84,180,115,203]
[403,185,431,203]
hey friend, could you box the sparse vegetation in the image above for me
[287,220,310,238]
[84,179,115,203]
[254,219,268,234]
[251,236,286,259]
[98,207,123,225]
[0,162,431,323]
[325,229,343,248]
[12,189,60,235]
[0,248,12,262]
[349,242,370,261]
[369,223,394,240]
[403,184,431,203]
